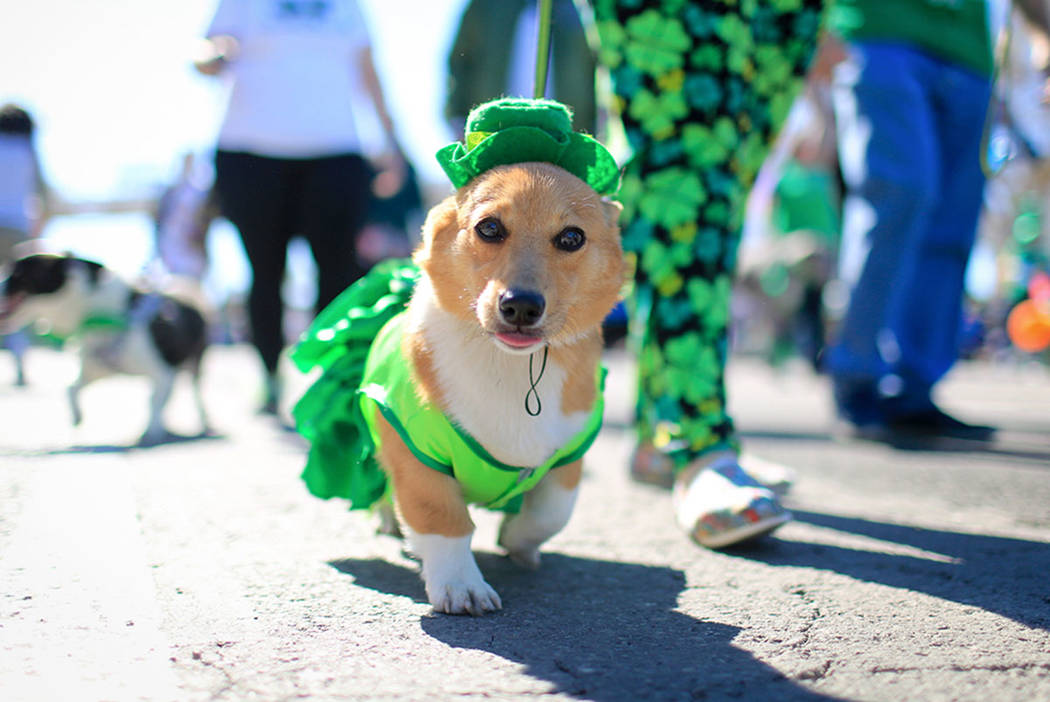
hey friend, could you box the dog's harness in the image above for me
[357,312,604,511]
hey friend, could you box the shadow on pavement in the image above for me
[43,431,225,455]
[332,554,844,701]
[885,442,1050,465]
[329,557,429,605]
[738,429,1050,465]
[743,510,1050,631]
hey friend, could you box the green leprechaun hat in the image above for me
[435,97,620,195]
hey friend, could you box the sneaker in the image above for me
[673,454,791,549]
[631,443,795,496]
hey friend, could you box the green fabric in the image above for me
[436,97,621,195]
[593,0,825,467]
[829,0,991,77]
[773,160,841,244]
[359,313,605,511]
[292,259,606,513]
[292,259,420,508]
[79,315,129,333]
[38,313,129,346]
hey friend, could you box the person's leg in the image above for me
[826,43,939,427]
[213,151,294,390]
[594,0,824,546]
[296,154,374,313]
[866,58,995,439]
[891,61,991,404]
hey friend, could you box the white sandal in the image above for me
[673,454,791,549]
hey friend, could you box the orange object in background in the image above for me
[1007,299,1050,352]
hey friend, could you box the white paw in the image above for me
[504,544,542,570]
[497,478,578,570]
[427,575,502,616]
[497,517,543,570]
[411,533,502,615]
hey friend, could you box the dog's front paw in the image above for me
[413,533,502,615]
[426,574,502,616]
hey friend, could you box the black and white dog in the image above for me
[0,253,210,444]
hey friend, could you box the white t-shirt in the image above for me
[207,0,373,158]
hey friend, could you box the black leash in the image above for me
[525,345,549,416]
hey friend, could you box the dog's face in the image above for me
[0,253,102,333]
[416,162,625,354]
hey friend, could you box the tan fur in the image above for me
[412,162,624,416]
[375,413,474,537]
[553,459,583,490]
[551,332,603,416]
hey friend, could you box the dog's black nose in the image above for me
[498,289,545,326]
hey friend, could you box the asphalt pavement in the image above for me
[2,344,1049,701]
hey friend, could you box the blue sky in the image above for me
[0,0,468,200]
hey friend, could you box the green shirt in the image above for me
[829,0,992,77]
[358,311,605,512]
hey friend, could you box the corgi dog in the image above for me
[0,253,210,444]
[359,161,624,614]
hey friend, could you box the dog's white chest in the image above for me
[418,309,591,468]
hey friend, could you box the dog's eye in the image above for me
[552,227,586,252]
[475,218,506,243]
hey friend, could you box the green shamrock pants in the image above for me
[593,0,825,468]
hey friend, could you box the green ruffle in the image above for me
[291,259,419,508]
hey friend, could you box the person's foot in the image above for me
[673,453,791,549]
[832,378,995,444]
[631,443,795,496]
[885,406,995,442]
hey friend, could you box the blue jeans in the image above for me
[826,42,991,419]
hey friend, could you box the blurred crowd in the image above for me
[2,2,1045,370]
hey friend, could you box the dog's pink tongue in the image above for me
[496,332,542,348]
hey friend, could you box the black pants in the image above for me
[213,150,373,374]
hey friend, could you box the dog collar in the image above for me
[35,313,127,346]
[436,98,620,195]
[79,314,128,332]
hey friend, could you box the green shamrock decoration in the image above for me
[624,10,691,77]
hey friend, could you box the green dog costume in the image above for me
[292,98,620,513]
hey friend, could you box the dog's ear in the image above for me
[601,198,623,228]
[414,196,459,269]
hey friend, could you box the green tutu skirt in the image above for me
[291,259,419,509]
